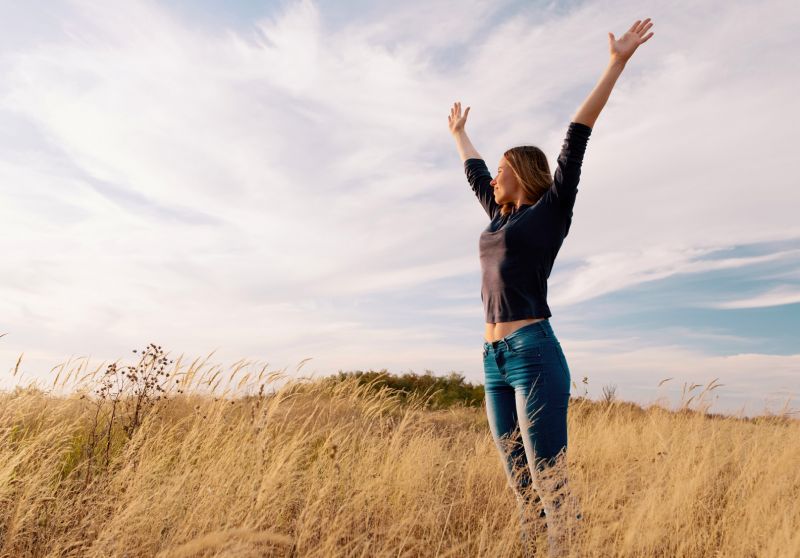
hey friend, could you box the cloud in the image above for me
[550,246,800,307]
[559,338,800,416]
[706,285,800,309]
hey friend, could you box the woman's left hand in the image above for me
[609,18,654,63]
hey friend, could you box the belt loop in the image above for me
[502,338,510,352]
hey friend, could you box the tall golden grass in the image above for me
[1,345,798,557]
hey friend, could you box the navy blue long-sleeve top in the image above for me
[464,121,592,323]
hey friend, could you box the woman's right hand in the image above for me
[448,101,470,135]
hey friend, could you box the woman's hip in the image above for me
[483,327,571,390]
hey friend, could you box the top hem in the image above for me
[485,314,551,323]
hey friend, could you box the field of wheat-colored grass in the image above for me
[1,345,798,557]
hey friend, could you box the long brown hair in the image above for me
[499,146,553,217]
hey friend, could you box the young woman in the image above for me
[448,17,654,557]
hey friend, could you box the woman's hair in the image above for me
[499,146,553,217]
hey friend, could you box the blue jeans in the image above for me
[482,319,581,556]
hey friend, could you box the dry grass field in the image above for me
[1,345,798,557]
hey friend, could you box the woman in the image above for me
[448,18,654,557]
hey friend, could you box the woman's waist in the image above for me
[484,317,547,343]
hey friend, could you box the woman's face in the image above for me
[490,156,522,206]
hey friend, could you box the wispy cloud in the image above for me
[706,285,800,309]
[550,246,800,306]
[559,338,800,416]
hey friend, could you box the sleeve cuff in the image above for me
[569,121,593,135]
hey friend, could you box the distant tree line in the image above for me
[323,369,485,410]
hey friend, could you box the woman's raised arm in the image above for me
[449,101,481,162]
[449,102,499,218]
[573,18,655,128]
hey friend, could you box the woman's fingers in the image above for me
[449,102,459,129]
[448,101,470,131]
[638,20,654,43]
[627,17,651,35]
[449,101,469,118]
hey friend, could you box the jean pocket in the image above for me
[508,340,543,361]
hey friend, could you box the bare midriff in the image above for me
[484,317,545,343]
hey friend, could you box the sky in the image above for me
[1,0,798,418]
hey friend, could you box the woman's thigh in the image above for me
[483,344,519,444]
[503,336,571,471]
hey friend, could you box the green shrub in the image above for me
[323,369,484,410]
